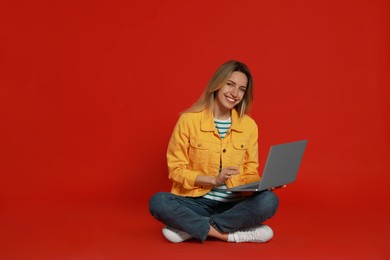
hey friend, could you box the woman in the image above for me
[149,60,279,243]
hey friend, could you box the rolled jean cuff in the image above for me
[199,220,211,242]
[190,217,211,242]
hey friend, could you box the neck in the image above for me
[214,108,231,120]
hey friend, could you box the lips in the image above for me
[225,96,236,103]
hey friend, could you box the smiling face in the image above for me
[214,71,248,119]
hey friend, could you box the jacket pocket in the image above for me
[231,141,247,165]
[189,138,210,164]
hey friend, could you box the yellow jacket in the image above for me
[167,109,260,197]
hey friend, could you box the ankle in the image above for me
[208,225,228,241]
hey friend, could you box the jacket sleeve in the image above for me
[166,114,200,190]
[241,123,261,183]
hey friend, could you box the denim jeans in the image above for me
[149,190,279,241]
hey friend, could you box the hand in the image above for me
[240,191,254,197]
[214,166,239,186]
[269,185,287,191]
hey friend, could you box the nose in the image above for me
[230,87,238,97]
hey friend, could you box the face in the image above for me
[214,71,248,118]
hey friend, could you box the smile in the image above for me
[225,96,236,103]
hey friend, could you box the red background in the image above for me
[1,0,389,259]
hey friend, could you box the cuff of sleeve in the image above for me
[182,171,199,190]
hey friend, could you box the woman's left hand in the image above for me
[269,185,287,191]
[240,191,254,197]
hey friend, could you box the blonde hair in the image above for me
[184,60,254,117]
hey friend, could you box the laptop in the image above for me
[226,140,308,192]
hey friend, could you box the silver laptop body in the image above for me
[226,140,308,192]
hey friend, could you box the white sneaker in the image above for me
[232,224,274,243]
[162,226,192,243]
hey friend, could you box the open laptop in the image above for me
[226,140,308,192]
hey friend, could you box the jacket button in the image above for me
[222,149,226,153]
[241,145,244,148]
[198,144,201,147]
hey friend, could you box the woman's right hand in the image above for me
[214,166,240,186]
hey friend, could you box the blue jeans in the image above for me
[149,191,279,241]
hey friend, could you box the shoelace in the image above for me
[170,228,191,239]
[235,227,267,242]
[176,230,188,237]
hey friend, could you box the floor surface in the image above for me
[1,192,388,260]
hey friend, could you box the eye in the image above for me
[239,88,246,92]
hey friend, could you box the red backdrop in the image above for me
[1,0,389,257]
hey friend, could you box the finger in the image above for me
[226,166,239,170]
[228,169,240,174]
[225,171,239,177]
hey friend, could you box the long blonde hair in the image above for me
[184,60,254,118]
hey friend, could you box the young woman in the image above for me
[149,60,279,243]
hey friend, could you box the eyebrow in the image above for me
[228,80,247,89]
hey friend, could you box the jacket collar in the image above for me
[200,108,243,133]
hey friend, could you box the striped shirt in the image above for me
[202,118,242,202]
[214,117,231,138]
